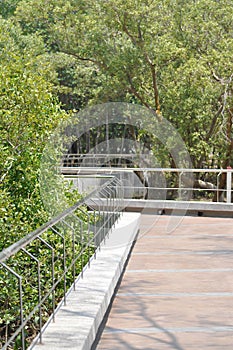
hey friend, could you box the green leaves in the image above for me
[0,0,21,18]
[0,17,67,249]
[1,0,233,245]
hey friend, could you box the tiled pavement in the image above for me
[95,215,233,349]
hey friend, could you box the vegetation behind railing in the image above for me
[0,177,123,350]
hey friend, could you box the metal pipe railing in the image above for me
[0,177,123,350]
[61,165,233,173]
[61,166,233,203]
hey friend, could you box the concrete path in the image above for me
[30,213,140,350]
[95,215,233,349]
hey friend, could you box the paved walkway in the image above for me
[95,215,233,349]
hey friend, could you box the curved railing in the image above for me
[0,177,123,350]
[61,163,233,203]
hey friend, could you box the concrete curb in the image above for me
[30,212,140,350]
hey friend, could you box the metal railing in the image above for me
[62,153,151,168]
[60,166,233,203]
[0,177,123,350]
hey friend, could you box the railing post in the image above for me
[178,171,184,200]
[0,262,25,350]
[226,167,232,203]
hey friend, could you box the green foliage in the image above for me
[0,18,67,249]
[0,0,21,18]
[13,0,233,168]
[0,0,232,238]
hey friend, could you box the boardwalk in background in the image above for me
[95,215,233,349]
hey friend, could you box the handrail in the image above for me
[61,167,233,203]
[60,166,233,173]
[0,177,119,263]
[0,177,123,350]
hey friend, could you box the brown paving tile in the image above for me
[103,295,233,329]
[138,224,233,237]
[127,253,233,270]
[141,215,233,224]
[119,271,233,293]
[139,215,233,236]
[133,235,233,253]
[95,215,233,350]
[97,331,233,349]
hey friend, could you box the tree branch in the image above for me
[0,160,14,184]
[122,12,138,46]
[150,64,161,119]
[126,73,151,109]
[206,104,224,140]
[122,17,162,117]
[60,50,108,70]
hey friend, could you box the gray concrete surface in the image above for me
[30,212,140,350]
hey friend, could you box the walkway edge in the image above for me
[30,212,140,350]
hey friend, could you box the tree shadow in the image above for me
[92,257,185,350]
